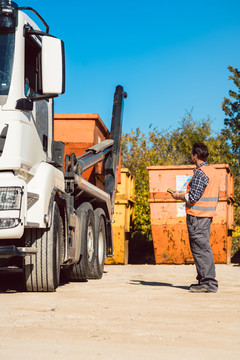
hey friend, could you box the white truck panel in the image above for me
[0,111,47,174]
[26,162,65,227]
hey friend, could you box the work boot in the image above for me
[190,284,215,293]
[189,283,199,288]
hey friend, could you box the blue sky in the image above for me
[20,0,240,134]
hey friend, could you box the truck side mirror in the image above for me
[41,37,65,95]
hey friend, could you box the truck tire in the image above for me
[65,202,95,281]
[88,208,106,279]
[24,201,64,292]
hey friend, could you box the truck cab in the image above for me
[0,0,65,235]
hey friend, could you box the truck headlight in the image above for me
[0,218,20,229]
[0,187,22,210]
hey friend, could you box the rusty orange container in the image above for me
[54,113,109,189]
[148,164,234,264]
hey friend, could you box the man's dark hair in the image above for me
[192,143,209,162]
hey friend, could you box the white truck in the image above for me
[0,1,127,291]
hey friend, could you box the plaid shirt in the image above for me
[188,162,209,204]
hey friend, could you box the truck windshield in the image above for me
[0,29,15,103]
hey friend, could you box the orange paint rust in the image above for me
[152,224,229,264]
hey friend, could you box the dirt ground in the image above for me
[0,264,239,360]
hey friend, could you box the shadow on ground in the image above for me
[231,249,240,265]
[129,233,155,264]
[0,268,24,293]
[129,279,189,290]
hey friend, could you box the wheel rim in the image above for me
[98,228,104,263]
[87,220,94,262]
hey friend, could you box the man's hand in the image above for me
[171,191,186,201]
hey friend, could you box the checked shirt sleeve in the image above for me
[188,169,209,204]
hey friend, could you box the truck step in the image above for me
[0,245,38,259]
[27,192,39,210]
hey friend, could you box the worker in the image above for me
[171,143,219,293]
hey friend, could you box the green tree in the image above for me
[222,66,240,227]
[149,113,232,165]
[222,66,240,166]
[121,129,154,238]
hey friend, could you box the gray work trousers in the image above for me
[186,214,218,292]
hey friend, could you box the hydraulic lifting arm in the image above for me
[64,85,127,214]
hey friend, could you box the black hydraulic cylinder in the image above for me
[104,85,127,213]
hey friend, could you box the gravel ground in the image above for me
[0,264,240,360]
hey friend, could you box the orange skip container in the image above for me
[148,164,234,264]
[54,113,110,190]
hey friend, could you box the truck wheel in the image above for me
[24,201,64,292]
[88,208,106,279]
[65,203,95,281]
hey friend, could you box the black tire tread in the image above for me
[24,202,63,292]
[64,202,95,281]
[88,208,106,279]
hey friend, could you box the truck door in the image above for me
[24,30,49,155]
